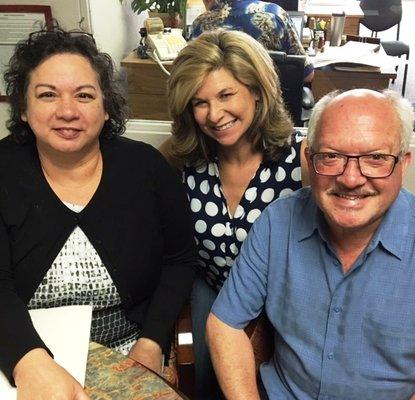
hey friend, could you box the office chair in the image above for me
[268,51,314,127]
[359,0,410,96]
[176,305,274,398]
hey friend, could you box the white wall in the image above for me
[89,0,146,69]
[0,103,8,134]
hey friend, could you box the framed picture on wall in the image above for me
[0,5,52,102]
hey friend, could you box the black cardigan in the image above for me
[0,135,196,381]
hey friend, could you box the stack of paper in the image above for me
[312,41,405,71]
[0,305,92,400]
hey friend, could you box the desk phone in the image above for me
[147,32,187,60]
[144,17,187,61]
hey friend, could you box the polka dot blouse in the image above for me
[183,133,304,291]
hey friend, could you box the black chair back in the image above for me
[267,0,299,11]
[360,0,402,37]
[268,51,305,126]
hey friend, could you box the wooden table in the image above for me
[121,52,397,120]
[85,343,188,400]
[303,1,364,37]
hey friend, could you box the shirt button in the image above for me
[333,260,340,266]
[334,307,341,313]
[96,239,102,245]
[327,353,334,360]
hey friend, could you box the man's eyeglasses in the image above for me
[28,30,95,45]
[310,152,400,178]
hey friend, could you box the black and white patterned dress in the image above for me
[28,203,140,355]
[183,133,304,291]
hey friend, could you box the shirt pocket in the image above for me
[360,315,415,393]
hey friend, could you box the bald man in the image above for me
[207,89,415,399]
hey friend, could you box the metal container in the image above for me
[330,12,346,46]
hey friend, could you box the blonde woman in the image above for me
[160,30,308,399]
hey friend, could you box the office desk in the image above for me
[85,342,187,399]
[121,53,396,120]
[303,1,363,36]
[312,65,397,101]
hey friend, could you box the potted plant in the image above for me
[127,0,187,28]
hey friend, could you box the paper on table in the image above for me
[312,41,406,70]
[0,305,92,399]
[306,0,345,5]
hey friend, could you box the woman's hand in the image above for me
[14,348,90,400]
[128,337,163,375]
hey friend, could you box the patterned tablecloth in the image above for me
[85,343,186,400]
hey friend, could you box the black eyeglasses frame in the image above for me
[310,152,401,178]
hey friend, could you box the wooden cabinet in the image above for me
[121,54,172,120]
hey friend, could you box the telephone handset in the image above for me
[144,17,187,61]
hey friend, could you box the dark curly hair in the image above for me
[4,24,129,143]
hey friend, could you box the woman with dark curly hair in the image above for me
[0,26,195,399]
[160,29,309,399]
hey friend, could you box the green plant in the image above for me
[127,0,186,15]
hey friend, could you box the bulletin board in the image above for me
[0,5,52,101]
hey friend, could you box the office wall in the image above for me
[0,103,8,134]
[88,0,146,71]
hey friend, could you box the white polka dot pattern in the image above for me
[291,166,302,182]
[261,188,275,203]
[205,201,219,216]
[195,219,207,233]
[191,198,202,212]
[247,208,261,223]
[183,132,304,290]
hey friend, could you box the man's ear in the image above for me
[21,112,27,122]
[401,151,412,176]
[304,146,314,171]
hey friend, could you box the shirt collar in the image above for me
[297,188,414,261]
[371,189,414,260]
[296,188,321,242]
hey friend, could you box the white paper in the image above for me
[312,41,405,70]
[0,305,92,399]
[306,0,345,6]
[304,0,362,16]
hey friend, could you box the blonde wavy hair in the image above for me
[167,29,293,165]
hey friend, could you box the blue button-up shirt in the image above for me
[212,187,415,399]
